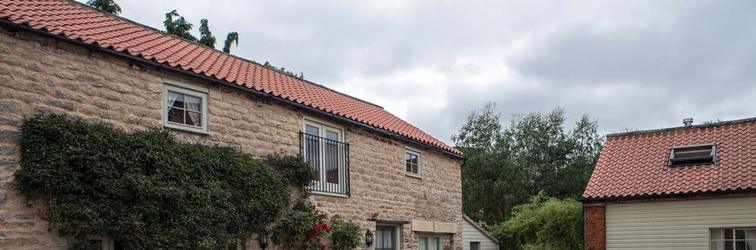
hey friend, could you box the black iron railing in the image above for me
[300,132,350,196]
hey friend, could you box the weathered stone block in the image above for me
[53,89,87,103]
[0,100,29,115]
[98,89,122,101]
[0,130,20,143]
[44,98,75,111]
[76,73,104,87]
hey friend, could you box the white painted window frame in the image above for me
[710,227,756,250]
[163,81,209,134]
[405,147,421,178]
[303,118,347,196]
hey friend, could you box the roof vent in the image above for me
[668,143,716,167]
[683,118,693,126]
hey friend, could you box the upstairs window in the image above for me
[163,82,208,134]
[301,119,350,196]
[406,148,421,177]
[668,143,717,167]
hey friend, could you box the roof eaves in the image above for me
[580,187,756,203]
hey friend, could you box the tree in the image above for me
[198,19,216,48]
[222,32,239,53]
[164,10,197,42]
[489,192,583,250]
[86,0,121,15]
[452,103,603,225]
[163,11,241,55]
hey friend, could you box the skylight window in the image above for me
[668,143,717,167]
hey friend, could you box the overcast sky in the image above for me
[78,0,756,145]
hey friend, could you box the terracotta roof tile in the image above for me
[583,118,756,200]
[0,0,461,156]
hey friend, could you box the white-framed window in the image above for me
[405,148,420,177]
[163,82,208,134]
[711,228,756,250]
[418,235,440,250]
[302,119,349,196]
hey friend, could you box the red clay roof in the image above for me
[0,0,461,156]
[582,118,756,200]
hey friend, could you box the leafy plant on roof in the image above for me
[163,10,241,54]
[164,10,197,42]
[263,61,305,80]
[222,32,239,53]
[86,0,121,15]
[198,19,216,48]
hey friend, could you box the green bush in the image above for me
[489,191,583,250]
[330,216,361,250]
[15,114,313,250]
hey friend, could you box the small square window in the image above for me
[406,149,420,176]
[163,83,208,134]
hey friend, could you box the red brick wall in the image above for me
[583,203,606,250]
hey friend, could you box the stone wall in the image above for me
[0,25,462,250]
[583,203,606,250]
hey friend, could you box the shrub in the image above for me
[330,216,361,250]
[15,114,313,250]
[489,191,583,250]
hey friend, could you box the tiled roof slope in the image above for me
[582,118,756,200]
[0,0,461,156]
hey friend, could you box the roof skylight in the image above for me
[668,143,717,167]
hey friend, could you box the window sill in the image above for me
[310,190,349,198]
[164,124,209,135]
[405,173,422,179]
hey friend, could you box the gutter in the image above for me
[579,188,756,204]
[0,19,464,159]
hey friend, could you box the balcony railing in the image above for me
[300,132,350,196]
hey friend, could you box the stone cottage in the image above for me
[0,0,464,249]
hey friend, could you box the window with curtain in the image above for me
[163,83,208,134]
[418,236,440,250]
[711,228,756,250]
[302,119,350,195]
[375,227,395,250]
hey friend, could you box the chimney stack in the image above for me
[683,118,693,127]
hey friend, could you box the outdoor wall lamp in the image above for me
[365,229,374,246]
[259,230,269,249]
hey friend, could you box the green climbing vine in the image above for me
[15,114,314,250]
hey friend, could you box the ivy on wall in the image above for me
[15,114,314,250]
